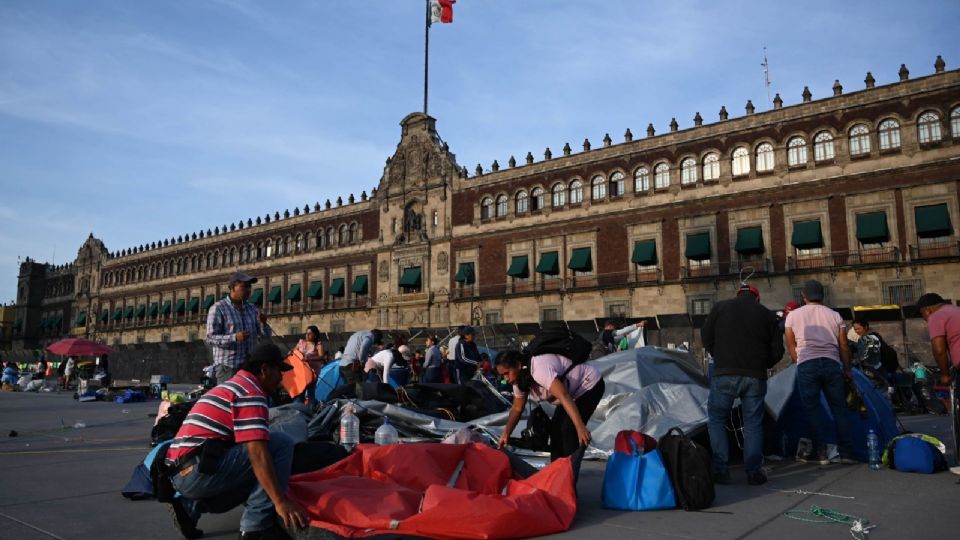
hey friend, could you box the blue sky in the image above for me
[1,0,958,304]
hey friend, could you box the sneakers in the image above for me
[168,499,203,540]
[796,448,830,465]
[949,465,960,476]
[746,470,768,485]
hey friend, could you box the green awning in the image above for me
[147,303,159,317]
[454,263,475,284]
[99,309,109,322]
[12,320,21,331]
[52,316,62,328]
[135,305,146,318]
[39,317,47,329]
[184,298,197,313]
[306,281,323,299]
[123,306,135,319]
[735,227,765,255]
[177,298,189,314]
[76,312,86,326]
[791,220,824,249]
[202,295,215,310]
[221,292,229,300]
[351,275,368,294]
[685,233,712,260]
[915,203,952,238]
[267,286,282,304]
[248,288,263,305]
[286,283,301,301]
[567,247,593,272]
[112,308,123,321]
[160,300,172,315]
[329,278,345,297]
[535,252,559,275]
[399,267,422,288]
[506,256,529,278]
[631,240,657,265]
[856,212,890,244]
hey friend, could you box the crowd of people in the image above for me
[164,269,956,539]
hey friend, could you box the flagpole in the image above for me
[423,0,430,115]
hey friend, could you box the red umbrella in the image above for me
[46,338,115,357]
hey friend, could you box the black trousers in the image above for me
[549,379,605,461]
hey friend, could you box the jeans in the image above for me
[707,375,767,474]
[796,358,853,455]
[213,364,236,385]
[171,433,295,532]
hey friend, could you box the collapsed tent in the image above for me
[765,364,899,461]
[286,442,578,539]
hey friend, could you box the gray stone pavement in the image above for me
[1,388,958,540]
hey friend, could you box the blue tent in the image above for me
[314,362,345,401]
[765,365,899,462]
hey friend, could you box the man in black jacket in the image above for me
[701,285,783,485]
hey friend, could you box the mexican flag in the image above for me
[430,0,455,24]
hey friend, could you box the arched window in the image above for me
[848,125,871,156]
[731,147,750,176]
[206,253,212,269]
[531,187,544,211]
[265,242,273,258]
[316,230,324,249]
[680,158,697,185]
[917,111,942,144]
[303,233,311,251]
[256,243,263,259]
[551,183,566,207]
[788,137,808,166]
[755,143,775,172]
[569,180,583,204]
[813,131,835,161]
[878,119,901,150]
[480,197,493,219]
[654,163,670,189]
[221,250,228,266]
[228,248,235,265]
[326,227,335,247]
[702,153,720,181]
[294,234,303,253]
[610,171,625,197]
[590,175,606,200]
[495,194,508,217]
[348,222,358,243]
[951,107,960,138]
[338,225,348,245]
[634,167,650,192]
[515,190,528,214]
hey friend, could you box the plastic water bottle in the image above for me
[866,429,881,471]
[340,405,359,450]
[375,417,399,445]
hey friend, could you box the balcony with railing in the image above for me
[910,240,960,260]
[680,262,722,279]
[787,247,900,270]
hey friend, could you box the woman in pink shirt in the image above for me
[495,350,605,462]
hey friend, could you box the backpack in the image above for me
[889,436,947,474]
[525,328,593,365]
[657,427,715,510]
[150,400,196,445]
[877,336,899,373]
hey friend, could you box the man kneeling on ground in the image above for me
[164,342,307,539]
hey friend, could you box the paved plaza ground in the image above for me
[0,388,958,540]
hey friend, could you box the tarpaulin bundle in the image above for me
[287,442,578,539]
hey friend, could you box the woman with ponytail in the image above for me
[495,349,605,461]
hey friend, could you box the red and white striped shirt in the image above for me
[165,370,270,464]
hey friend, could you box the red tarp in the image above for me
[287,443,578,539]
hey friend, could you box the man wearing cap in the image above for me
[701,285,783,485]
[206,272,272,384]
[164,342,306,539]
[454,326,481,384]
[784,279,856,465]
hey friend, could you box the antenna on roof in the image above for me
[761,47,772,109]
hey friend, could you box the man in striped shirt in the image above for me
[206,272,272,384]
[165,342,305,539]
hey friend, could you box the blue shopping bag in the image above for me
[602,431,677,511]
